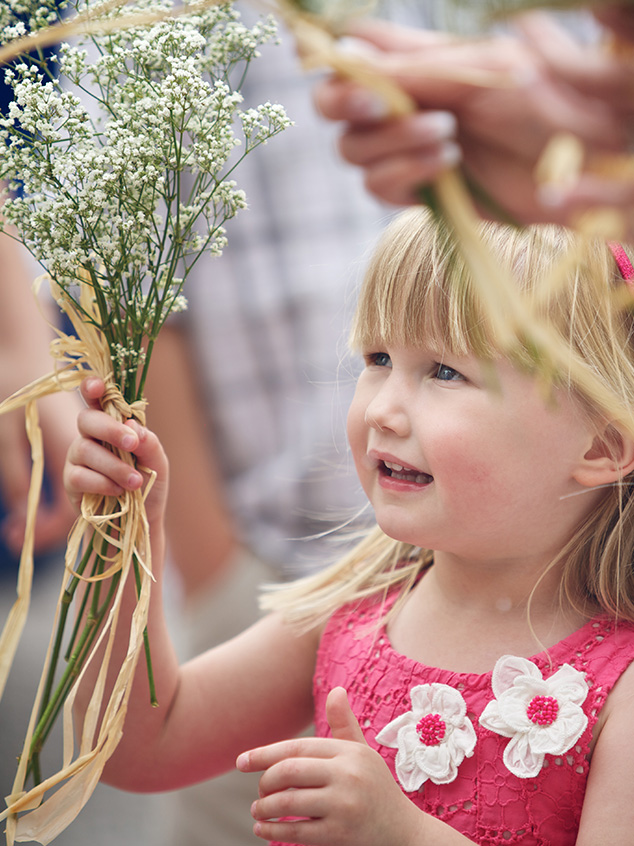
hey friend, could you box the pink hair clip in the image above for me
[608,242,634,287]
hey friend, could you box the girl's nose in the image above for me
[363,383,410,437]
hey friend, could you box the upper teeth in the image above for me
[384,461,409,472]
[383,459,431,484]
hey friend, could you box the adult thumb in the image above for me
[326,687,367,744]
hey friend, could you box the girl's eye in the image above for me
[434,363,464,382]
[366,352,392,368]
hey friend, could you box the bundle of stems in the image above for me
[0,277,155,846]
[0,1,291,841]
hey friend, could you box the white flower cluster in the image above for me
[0,0,66,39]
[0,0,291,398]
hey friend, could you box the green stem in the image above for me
[27,572,121,775]
[40,536,96,709]
[132,558,157,707]
[28,526,115,781]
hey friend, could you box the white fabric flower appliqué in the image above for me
[375,683,477,792]
[479,655,589,779]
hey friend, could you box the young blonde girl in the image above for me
[65,208,634,846]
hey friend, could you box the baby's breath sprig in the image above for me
[0,1,289,401]
[0,2,291,842]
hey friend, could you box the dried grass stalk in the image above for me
[0,276,154,845]
[278,2,609,388]
[285,3,634,434]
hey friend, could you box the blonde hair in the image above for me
[262,208,634,629]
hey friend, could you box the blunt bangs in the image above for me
[350,209,498,359]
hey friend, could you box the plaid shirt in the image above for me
[182,0,597,577]
[183,24,388,577]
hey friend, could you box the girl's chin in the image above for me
[374,519,432,550]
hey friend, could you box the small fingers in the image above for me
[250,817,323,845]
[251,787,328,830]
[257,757,329,798]
[237,738,339,773]
[77,407,140,454]
[79,376,107,408]
[66,436,143,498]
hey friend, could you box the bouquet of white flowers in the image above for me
[0,2,290,842]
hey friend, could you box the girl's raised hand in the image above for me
[64,376,169,525]
[237,687,422,846]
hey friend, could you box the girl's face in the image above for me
[347,342,600,565]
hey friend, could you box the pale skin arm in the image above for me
[143,323,237,598]
[574,661,634,845]
[64,378,318,791]
[0,230,79,554]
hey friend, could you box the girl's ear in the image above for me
[573,425,634,489]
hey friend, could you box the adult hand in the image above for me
[314,16,633,225]
[237,687,421,846]
[593,4,634,45]
[515,11,634,231]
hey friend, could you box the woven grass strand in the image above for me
[278,1,597,388]
[0,276,154,845]
[284,2,634,436]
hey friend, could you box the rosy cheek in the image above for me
[346,405,366,462]
[427,435,495,491]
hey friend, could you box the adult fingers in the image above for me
[354,146,461,206]
[593,5,634,44]
[519,11,634,105]
[538,172,634,237]
[338,112,458,165]
[345,17,455,54]
[313,76,390,124]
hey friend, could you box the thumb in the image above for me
[326,687,367,744]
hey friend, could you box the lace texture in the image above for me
[278,593,634,846]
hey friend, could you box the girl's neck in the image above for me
[428,549,566,617]
[386,551,592,675]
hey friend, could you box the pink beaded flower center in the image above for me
[416,713,446,746]
[526,695,559,726]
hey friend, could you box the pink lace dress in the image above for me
[271,590,634,846]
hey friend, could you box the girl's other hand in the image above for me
[64,377,169,525]
[237,687,422,846]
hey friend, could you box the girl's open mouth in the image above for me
[381,460,433,485]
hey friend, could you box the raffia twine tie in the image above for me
[0,274,155,845]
